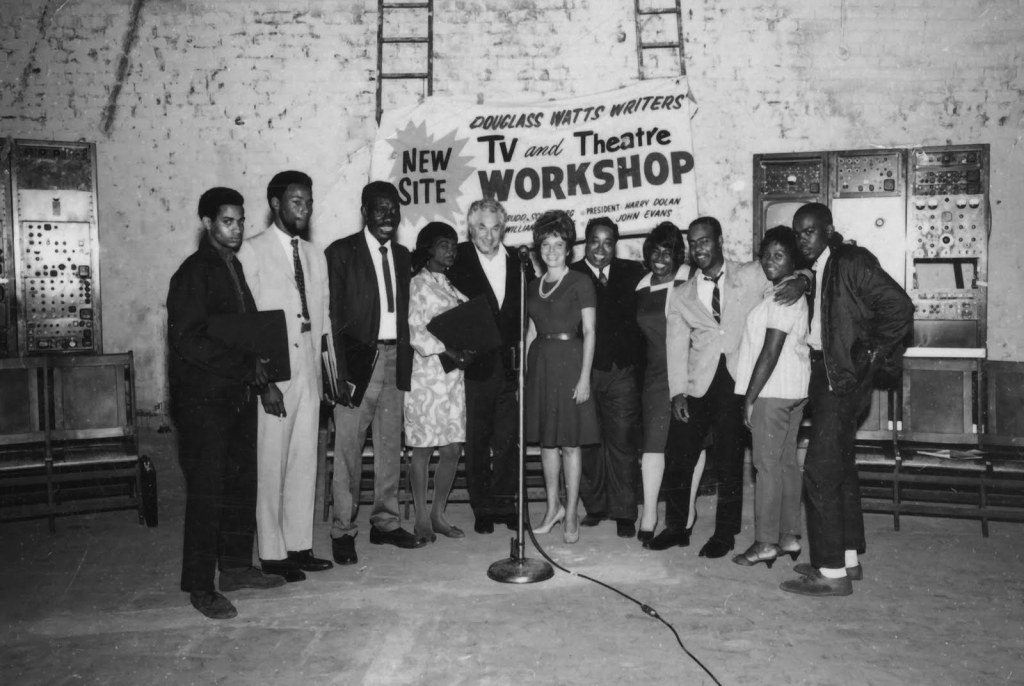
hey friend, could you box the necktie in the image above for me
[807,270,817,325]
[598,268,608,286]
[380,245,395,313]
[291,237,311,331]
[705,272,722,323]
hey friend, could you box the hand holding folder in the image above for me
[427,296,502,373]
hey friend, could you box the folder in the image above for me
[427,296,503,374]
[426,295,502,353]
[207,310,291,382]
[339,334,379,407]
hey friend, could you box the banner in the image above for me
[369,78,698,247]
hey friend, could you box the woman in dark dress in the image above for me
[634,223,692,541]
[525,210,600,544]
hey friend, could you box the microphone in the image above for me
[517,245,531,263]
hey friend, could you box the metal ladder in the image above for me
[376,0,434,124]
[633,0,686,78]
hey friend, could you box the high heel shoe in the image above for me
[563,516,580,544]
[532,505,566,535]
[430,515,465,539]
[778,534,801,561]
[637,529,655,543]
[732,542,780,568]
[414,524,437,544]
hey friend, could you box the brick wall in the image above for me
[2,0,1023,416]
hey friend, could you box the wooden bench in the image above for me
[0,353,157,532]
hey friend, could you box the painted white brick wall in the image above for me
[1,0,1022,416]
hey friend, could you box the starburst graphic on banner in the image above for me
[386,120,474,228]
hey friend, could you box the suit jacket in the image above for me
[237,227,330,395]
[570,257,646,371]
[666,259,770,399]
[167,234,260,399]
[324,231,413,391]
[447,242,534,382]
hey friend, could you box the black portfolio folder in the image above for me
[207,310,291,382]
[340,334,379,407]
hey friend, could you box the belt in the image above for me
[539,332,576,341]
[809,348,824,361]
[377,338,398,346]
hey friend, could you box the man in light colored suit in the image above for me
[238,170,333,581]
[648,216,808,557]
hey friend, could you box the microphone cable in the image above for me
[520,516,724,686]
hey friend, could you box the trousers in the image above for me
[662,356,745,535]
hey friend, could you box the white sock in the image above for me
[819,566,847,579]
[845,550,859,568]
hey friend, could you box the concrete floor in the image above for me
[2,428,1023,686]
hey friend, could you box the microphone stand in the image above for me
[487,249,554,584]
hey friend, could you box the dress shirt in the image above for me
[271,226,310,325]
[584,260,610,284]
[696,264,726,317]
[807,246,830,350]
[364,228,399,339]
[476,245,507,309]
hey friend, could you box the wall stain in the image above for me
[100,0,147,135]
[12,0,62,105]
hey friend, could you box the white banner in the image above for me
[370,78,698,247]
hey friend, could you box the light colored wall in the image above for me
[2,0,1022,417]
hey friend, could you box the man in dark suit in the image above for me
[167,187,285,619]
[325,181,425,564]
[570,217,646,538]
[447,198,534,534]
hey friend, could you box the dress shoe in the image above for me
[637,529,655,543]
[580,512,606,527]
[732,542,780,568]
[699,534,735,558]
[259,559,306,583]
[778,536,802,561]
[431,520,465,539]
[794,562,863,581]
[616,519,636,538]
[190,590,237,619]
[495,513,519,530]
[219,566,286,592]
[780,570,853,597]
[331,534,358,565]
[532,505,566,534]
[643,527,690,551]
[414,522,437,544]
[563,516,580,544]
[369,525,428,549]
[474,516,494,534]
[287,549,333,572]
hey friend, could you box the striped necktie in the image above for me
[705,271,722,323]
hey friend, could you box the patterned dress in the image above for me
[404,269,468,447]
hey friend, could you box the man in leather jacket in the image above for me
[781,202,913,597]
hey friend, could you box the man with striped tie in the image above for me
[651,217,809,558]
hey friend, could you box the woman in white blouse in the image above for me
[732,226,810,568]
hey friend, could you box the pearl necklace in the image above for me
[538,270,567,299]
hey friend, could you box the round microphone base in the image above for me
[487,557,555,584]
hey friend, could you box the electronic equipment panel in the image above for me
[829,149,907,287]
[0,143,14,358]
[752,152,828,255]
[906,144,989,348]
[8,140,102,355]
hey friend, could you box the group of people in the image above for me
[167,172,913,620]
